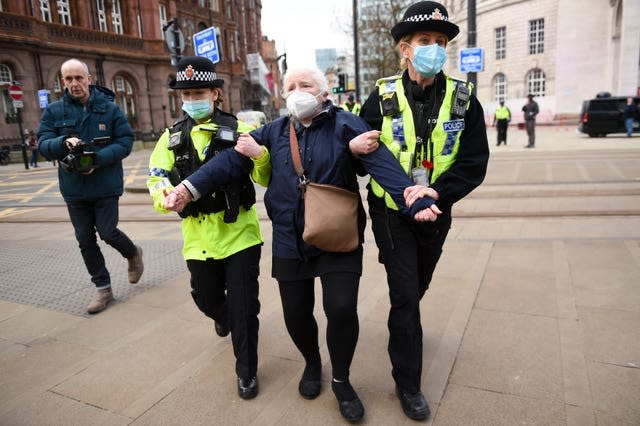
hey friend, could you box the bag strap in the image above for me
[289,120,305,178]
[289,120,310,198]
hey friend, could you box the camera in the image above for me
[213,126,239,148]
[60,139,101,173]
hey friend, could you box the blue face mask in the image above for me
[410,44,447,78]
[182,99,213,120]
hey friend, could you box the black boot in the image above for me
[331,379,364,422]
[298,362,322,399]
[396,385,430,420]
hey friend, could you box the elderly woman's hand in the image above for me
[413,204,442,222]
[235,133,264,159]
[162,183,192,213]
[349,130,380,157]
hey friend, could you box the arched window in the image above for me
[526,68,545,97]
[110,74,137,123]
[492,73,507,102]
[0,64,17,123]
[167,75,179,119]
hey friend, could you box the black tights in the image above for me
[278,271,360,381]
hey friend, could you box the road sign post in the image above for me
[9,84,28,169]
[193,27,220,64]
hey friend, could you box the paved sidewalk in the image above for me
[0,126,639,425]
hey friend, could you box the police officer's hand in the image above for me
[235,133,264,159]
[349,130,380,157]
[404,185,439,207]
[163,183,192,213]
[414,204,442,222]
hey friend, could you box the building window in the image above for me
[210,0,220,12]
[159,4,167,40]
[198,0,205,7]
[40,0,52,22]
[0,64,11,85]
[495,26,506,60]
[111,75,136,122]
[112,0,123,35]
[96,0,107,31]
[1,64,16,123]
[492,73,507,102]
[528,18,544,55]
[526,68,545,97]
[57,0,72,25]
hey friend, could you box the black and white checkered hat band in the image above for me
[176,70,217,82]
[405,13,449,23]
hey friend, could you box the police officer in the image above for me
[342,94,362,115]
[356,1,489,420]
[147,56,263,399]
[493,100,511,146]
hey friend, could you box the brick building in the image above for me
[0,0,281,147]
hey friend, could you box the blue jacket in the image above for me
[37,85,135,201]
[187,103,432,260]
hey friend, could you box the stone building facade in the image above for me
[0,0,278,146]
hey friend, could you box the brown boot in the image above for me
[127,245,144,284]
[87,288,114,314]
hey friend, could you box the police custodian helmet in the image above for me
[391,1,460,43]
[169,56,224,89]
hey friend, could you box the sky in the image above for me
[260,0,353,69]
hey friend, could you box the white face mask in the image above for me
[286,90,321,119]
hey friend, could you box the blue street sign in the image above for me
[193,27,220,64]
[38,89,49,109]
[459,47,484,73]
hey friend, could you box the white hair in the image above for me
[282,67,329,97]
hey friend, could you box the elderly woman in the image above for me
[355,1,490,420]
[165,67,438,422]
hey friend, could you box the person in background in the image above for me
[522,94,539,148]
[37,58,144,314]
[357,1,489,420]
[623,97,638,137]
[26,130,39,167]
[342,94,362,116]
[147,56,263,400]
[163,67,439,422]
[493,100,511,146]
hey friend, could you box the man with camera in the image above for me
[37,58,144,314]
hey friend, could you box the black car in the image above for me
[578,94,639,137]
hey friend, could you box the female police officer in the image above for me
[147,56,262,399]
[355,1,489,420]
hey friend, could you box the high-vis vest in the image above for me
[495,105,510,120]
[342,102,362,115]
[370,74,472,210]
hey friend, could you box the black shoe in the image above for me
[214,320,229,337]
[396,386,430,420]
[237,376,259,399]
[298,363,322,399]
[332,380,364,422]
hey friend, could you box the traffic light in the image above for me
[337,73,347,93]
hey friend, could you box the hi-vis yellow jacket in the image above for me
[370,74,472,210]
[147,118,264,260]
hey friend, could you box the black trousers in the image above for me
[187,244,261,380]
[278,271,360,381]
[66,196,137,288]
[496,119,509,145]
[368,193,451,393]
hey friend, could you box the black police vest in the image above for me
[168,112,256,223]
